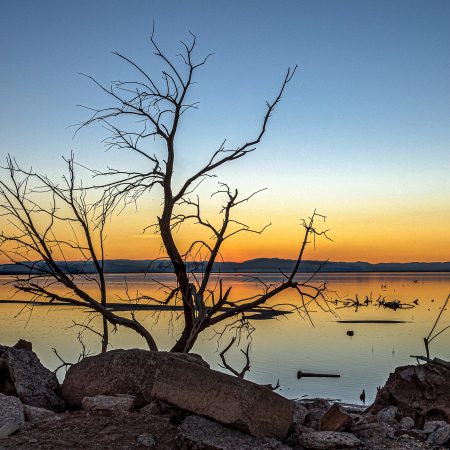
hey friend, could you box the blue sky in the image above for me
[1,0,449,261]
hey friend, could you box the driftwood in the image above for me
[410,355,450,370]
[297,370,340,379]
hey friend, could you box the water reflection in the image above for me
[1,272,449,404]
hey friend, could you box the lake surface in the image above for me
[1,272,449,404]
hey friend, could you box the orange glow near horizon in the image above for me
[1,189,450,265]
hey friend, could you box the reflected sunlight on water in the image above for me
[1,272,449,404]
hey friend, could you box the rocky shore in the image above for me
[1,341,449,449]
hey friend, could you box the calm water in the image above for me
[1,272,449,404]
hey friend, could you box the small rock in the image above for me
[352,420,396,440]
[23,404,56,423]
[298,431,361,449]
[137,433,156,447]
[300,399,331,430]
[292,402,309,426]
[399,416,415,430]
[178,415,290,449]
[81,394,135,414]
[0,421,21,438]
[426,423,450,445]
[423,420,448,434]
[394,428,427,442]
[319,403,352,432]
[376,406,398,425]
[140,401,160,416]
[0,393,25,428]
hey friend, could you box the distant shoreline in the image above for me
[1,256,450,276]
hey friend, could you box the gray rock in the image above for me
[292,402,309,426]
[140,401,160,415]
[0,345,65,411]
[394,428,427,442]
[426,423,450,445]
[81,394,135,414]
[298,431,361,449]
[0,393,24,428]
[423,420,448,434]
[177,415,290,450]
[399,416,415,430]
[0,421,21,438]
[351,420,396,445]
[137,433,156,447]
[23,404,56,423]
[376,406,398,425]
[298,399,331,430]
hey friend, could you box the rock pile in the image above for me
[1,344,449,449]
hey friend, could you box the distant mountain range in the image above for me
[1,258,450,275]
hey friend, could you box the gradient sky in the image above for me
[1,0,449,263]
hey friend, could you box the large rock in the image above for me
[0,393,24,428]
[0,342,65,412]
[177,415,290,450]
[369,363,450,426]
[62,349,208,407]
[62,349,294,438]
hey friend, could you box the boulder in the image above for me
[62,349,294,439]
[298,431,361,449]
[319,403,352,432]
[369,362,450,426]
[0,393,24,428]
[81,394,135,414]
[0,342,65,411]
[177,415,290,450]
[62,349,208,407]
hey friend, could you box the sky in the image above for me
[0,0,449,263]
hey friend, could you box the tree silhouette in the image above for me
[0,30,331,353]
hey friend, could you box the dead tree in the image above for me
[1,29,331,354]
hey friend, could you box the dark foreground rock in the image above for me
[369,362,450,426]
[62,349,208,407]
[62,349,294,439]
[0,341,65,411]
